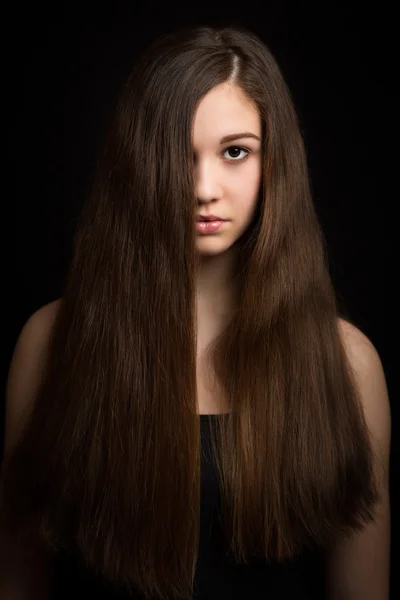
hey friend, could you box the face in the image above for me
[192,82,262,257]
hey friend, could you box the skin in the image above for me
[192,81,262,326]
[328,320,391,599]
[1,83,390,598]
[191,85,391,598]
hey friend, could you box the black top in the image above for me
[52,414,327,599]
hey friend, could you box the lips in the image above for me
[196,216,225,222]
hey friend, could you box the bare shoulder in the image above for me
[336,317,389,406]
[3,298,63,458]
[8,298,63,389]
[337,317,391,476]
[337,317,380,365]
[326,329,391,598]
[1,300,62,600]
[26,298,63,329]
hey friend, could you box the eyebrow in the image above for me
[219,132,261,144]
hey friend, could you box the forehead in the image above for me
[192,83,261,144]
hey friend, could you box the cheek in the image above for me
[231,164,261,204]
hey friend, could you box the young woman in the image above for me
[0,23,391,600]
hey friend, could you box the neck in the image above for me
[195,249,239,322]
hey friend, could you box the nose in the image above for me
[195,159,222,203]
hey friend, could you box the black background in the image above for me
[4,1,397,596]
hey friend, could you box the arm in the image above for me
[325,321,391,600]
[0,300,62,599]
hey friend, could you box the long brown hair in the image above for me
[1,23,379,600]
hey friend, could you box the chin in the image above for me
[196,241,235,257]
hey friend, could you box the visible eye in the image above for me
[192,146,251,165]
[222,146,250,163]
